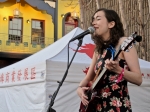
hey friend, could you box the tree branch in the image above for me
[144,14,150,27]
[96,0,100,9]
[64,0,73,7]
[118,0,127,31]
[83,0,93,8]
[138,0,144,25]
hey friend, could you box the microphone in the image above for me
[69,27,95,42]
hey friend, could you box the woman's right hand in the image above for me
[77,86,89,106]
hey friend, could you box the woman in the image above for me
[77,8,142,112]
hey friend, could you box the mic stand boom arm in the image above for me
[47,39,83,112]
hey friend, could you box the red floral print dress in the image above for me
[92,50,132,112]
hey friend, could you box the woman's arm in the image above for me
[122,44,142,86]
[77,51,97,106]
[105,37,142,86]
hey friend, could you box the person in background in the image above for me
[77,8,142,112]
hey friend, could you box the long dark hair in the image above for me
[92,8,124,54]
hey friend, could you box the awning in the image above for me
[0,0,55,22]
[0,0,7,2]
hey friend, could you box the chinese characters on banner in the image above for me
[0,62,46,87]
[0,67,35,84]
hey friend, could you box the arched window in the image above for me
[62,12,79,36]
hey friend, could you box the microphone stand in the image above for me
[47,38,83,112]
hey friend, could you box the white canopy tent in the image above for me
[0,27,150,112]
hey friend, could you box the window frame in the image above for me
[8,16,23,43]
[31,19,45,45]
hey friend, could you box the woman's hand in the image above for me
[105,58,122,74]
[77,87,89,106]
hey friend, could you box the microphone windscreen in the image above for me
[88,26,95,34]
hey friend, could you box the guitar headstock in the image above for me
[121,32,142,52]
[113,32,142,60]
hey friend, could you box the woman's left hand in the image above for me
[105,58,122,74]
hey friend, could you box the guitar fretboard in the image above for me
[91,67,107,89]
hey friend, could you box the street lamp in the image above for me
[71,11,78,19]
[13,8,20,17]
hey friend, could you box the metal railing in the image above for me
[0,33,54,54]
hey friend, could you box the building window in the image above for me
[65,15,77,35]
[62,12,78,36]
[9,17,23,43]
[31,20,45,44]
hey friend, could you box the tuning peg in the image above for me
[129,45,133,49]
[135,35,142,42]
[125,49,129,52]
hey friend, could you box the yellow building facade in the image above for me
[0,0,80,68]
[57,0,80,39]
[0,0,54,54]
[0,0,55,67]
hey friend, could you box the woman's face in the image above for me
[92,11,114,40]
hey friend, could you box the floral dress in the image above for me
[91,49,132,112]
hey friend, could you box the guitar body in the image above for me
[79,96,99,112]
[79,75,105,112]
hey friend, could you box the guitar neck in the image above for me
[91,67,107,90]
[90,46,121,90]
[114,46,121,61]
